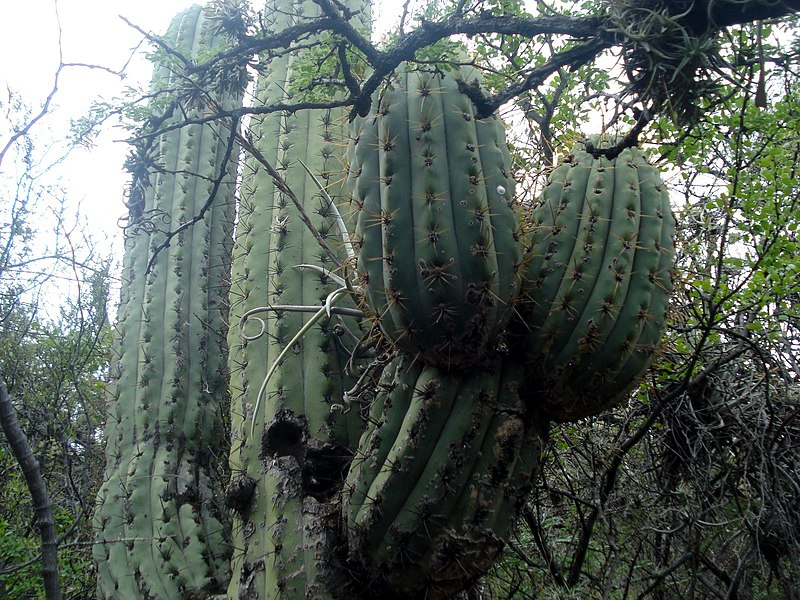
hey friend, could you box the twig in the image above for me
[144,116,240,273]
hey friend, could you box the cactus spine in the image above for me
[348,68,524,368]
[93,6,241,597]
[520,139,675,421]
[225,0,369,596]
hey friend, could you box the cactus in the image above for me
[347,68,525,369]
[93,1,680,595]
[92,6,241,597]
[519,138,676,421]
[224,0,370,596]
[343,355,546,598]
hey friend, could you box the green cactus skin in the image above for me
[347,68,525,369]
[225,0,370,597]
[92,6,241,597]
[520,139,675,422]
[342,355,546,598]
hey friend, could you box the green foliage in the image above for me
[484,13,800,598]
[0,300,110,600]
[1,80,112,599]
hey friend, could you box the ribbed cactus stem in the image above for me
[348,67,525,369]
[519,138,676,421]
[93,6,242,597]
[225,0,370,596]
[343,356,546,599]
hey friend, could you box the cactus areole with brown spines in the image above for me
[519,137,676,422]
[347,67,525,369]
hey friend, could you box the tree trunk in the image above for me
[0,376,61,600]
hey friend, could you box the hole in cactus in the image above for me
[302,443,352,502]
[225,475,257,514]
[496,185,506,195]
[262,411,305,459]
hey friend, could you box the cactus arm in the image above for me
[369,367,503,571]
[573,160,667,379]
[552,147,641,365]
[343,356,411,525]
[343,358,545,598]
[225,1,370,596]
[595,171,676,396]
[353,366,462,540]
[519,140,676,421]
[405,70,467,334]
[352,68,524,368]
[379,75,429,345]
[536,155,615,357]
[472,108,522,303]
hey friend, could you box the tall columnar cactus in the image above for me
[224,0,370,596]
[93,6,241,598]
[347,68,525,369]
[343,355,545,598]
[94,1,680,596]
[519,138,676,421]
